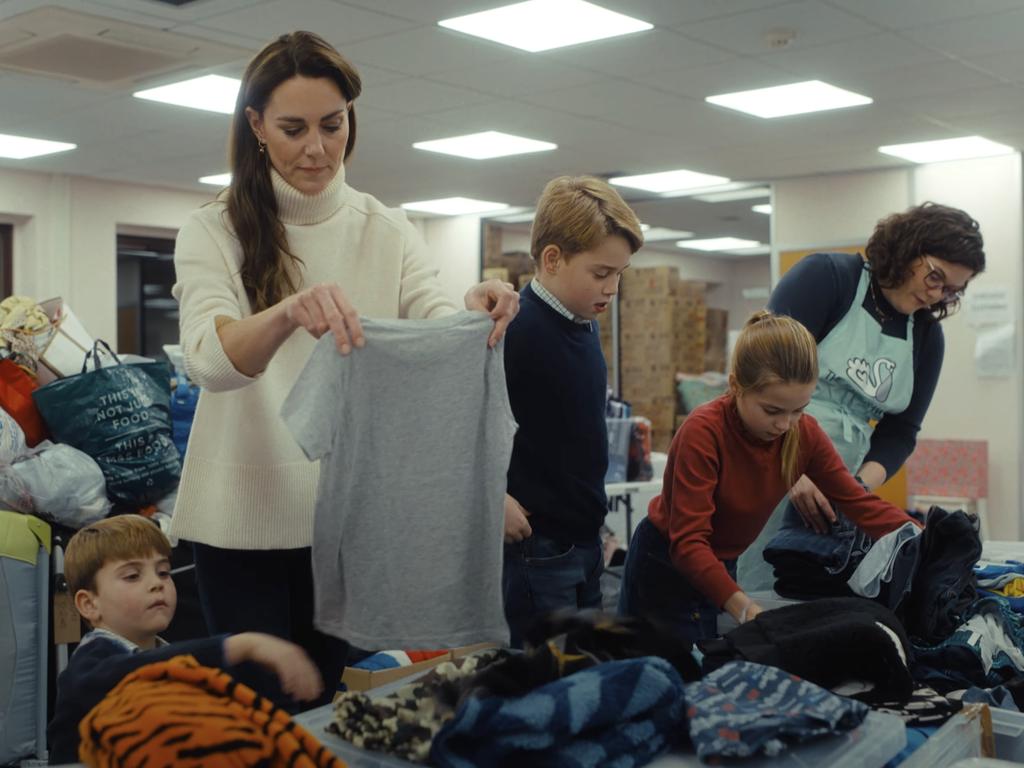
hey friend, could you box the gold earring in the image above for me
[257,137,266,154]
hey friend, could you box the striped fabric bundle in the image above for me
[78,654,345,768]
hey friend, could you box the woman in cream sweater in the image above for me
[171,31,518,705]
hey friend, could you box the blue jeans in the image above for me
[618,517,735,645]
[502,532,603,649]
[767,509,872,576]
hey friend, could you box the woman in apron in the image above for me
[738,202,986,591]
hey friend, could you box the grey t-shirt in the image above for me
[281,311,515,649]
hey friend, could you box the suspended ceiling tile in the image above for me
[904,7,1024,57]
[326,0,487,25]
[341,26,516,77]
[766,32,946,80]
[541,28,733,78]
[359,76,493,116]
[846,59,1002,103]
[639,56,795,100]
[195,0,418,46]
[823,0,1024,31]
[963,51,1024,84]
[429,57,603,99]
[617,0,794,27]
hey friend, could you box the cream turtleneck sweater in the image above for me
[170,167,458,549]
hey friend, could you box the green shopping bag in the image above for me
[32,340,180,505]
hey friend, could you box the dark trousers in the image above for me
[618,517,735,645]
[192,542,348,709]
[502,532,604,649]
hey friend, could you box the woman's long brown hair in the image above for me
[226,31,362,311]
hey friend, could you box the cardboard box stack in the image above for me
[618,267,707,451]
[704,308,729,373]
[674,280,707,376]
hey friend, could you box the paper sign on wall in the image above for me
[965,286,1012,328]
[975,322,1015,378]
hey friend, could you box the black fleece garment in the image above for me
[700,597,915,704]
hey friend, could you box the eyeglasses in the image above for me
[922,256,967,304]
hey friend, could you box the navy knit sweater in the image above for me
[47,633,229,765]
[504,283,608,544]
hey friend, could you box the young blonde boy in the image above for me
[48,515,322,764]
[502,176,643,647]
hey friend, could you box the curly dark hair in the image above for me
[865,202,985,320]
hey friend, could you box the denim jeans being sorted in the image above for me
[502,532,603,649]
[618,517,736,645]
[771,503,872,576]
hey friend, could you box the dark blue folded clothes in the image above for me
[765,522,870,576]
[901,507,981,645]
[684,660,869,760]
[912,597,1024,693]
[429,656,685,768]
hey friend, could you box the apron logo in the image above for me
[846,356,897,403]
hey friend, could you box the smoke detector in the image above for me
[763,27,797,49]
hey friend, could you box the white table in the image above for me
[605,479,661,542]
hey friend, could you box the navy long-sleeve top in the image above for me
[504,283,609,544]
[47,631,230,765]
[768,252,944,478]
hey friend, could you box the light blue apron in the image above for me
[738,262,916,591]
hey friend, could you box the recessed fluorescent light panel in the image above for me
[610,169,730,194]
[134,74,240,114]
[490,208,536,223]
[199,173,232,186]
[752,204,772,215]
[693,186,771,203]
[401,197,509,216]
[438,0,652,53]
[642,227,695,241]
[706,80,872,119]
[676,237,761,252]
[878,136,1015,164]
[0,133,76,159]
[413,131,556,160]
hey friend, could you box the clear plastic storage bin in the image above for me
[651,710,905,768]
[991,707,1024,763]
[296,705,905,768]
[899,706,985,768]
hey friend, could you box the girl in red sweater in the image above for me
[618,311,916,643]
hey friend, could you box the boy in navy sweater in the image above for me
[502,175,643,647]
[48,515,323,764]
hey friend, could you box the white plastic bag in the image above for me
[0,442,110,528]
[0,407,27,464]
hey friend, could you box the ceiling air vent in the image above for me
[0,6,252,87]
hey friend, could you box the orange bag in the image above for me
[0,359,49,447]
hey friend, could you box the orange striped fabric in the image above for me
[78,654,345,768]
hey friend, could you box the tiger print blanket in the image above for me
[78,654,345,767]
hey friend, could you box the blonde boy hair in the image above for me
[65,516,172,595]
[530,176,644,262]
[731,311,819,486]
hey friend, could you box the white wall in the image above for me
[0,168,211,345]
[774,154,1024,539]
[412,214,483,307]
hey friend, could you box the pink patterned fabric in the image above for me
[906,439,988,499]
